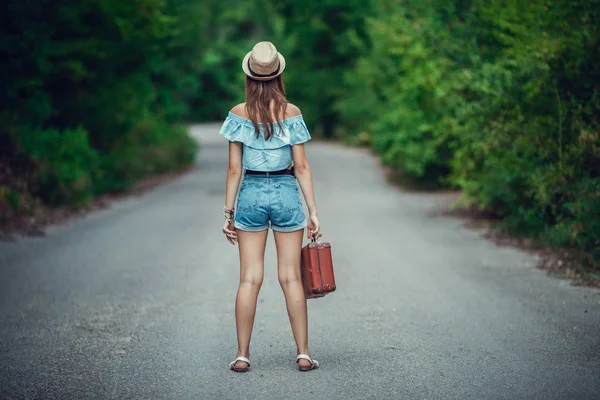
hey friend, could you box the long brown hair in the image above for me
[245,75,287,140]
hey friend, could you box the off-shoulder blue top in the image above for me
[219,111,311,171]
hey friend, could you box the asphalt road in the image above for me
[1,124,599,400]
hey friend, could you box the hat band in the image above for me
[248,59,280,78]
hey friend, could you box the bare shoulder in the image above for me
[230,103,247,118]
[285,103,302,118]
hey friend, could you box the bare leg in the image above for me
[273,229,313,369]
[234,229,268,370]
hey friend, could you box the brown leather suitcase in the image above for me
[300,239,336,299]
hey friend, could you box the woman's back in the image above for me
[231,102,302,124]
[219,103,311,171]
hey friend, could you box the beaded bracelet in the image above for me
[223,206,235,222]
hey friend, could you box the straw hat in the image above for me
[242,41,286,81]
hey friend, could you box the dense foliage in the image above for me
[0,0,369,211]
[1,0,201,207]
[1,0,598,268]
[269,0,374,137]
[337,0,600,269]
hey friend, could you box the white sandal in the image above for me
[296,354,319,371]
[229,356,250,373]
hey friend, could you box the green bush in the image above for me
[17,126,98,205]
[450,1,600,268]
[337,1,464,180]
[1,0,204,211]
[97,117,197,194]
[338,0,600,269]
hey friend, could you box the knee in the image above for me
[278,268,301,288]
[240,273,263,288]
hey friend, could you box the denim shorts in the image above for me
[234,173,307,232]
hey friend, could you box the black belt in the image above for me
[245,167,295,176]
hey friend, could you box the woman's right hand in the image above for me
[307,214,322,241]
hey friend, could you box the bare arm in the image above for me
[292,144,321,239]
[292,144,317,216]
[225,141,243,210]
[222,141,243,245]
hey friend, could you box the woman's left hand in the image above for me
[222,219,237,245]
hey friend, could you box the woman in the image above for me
[219,41,321,373]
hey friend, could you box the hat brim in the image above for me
[242,51,286,81]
